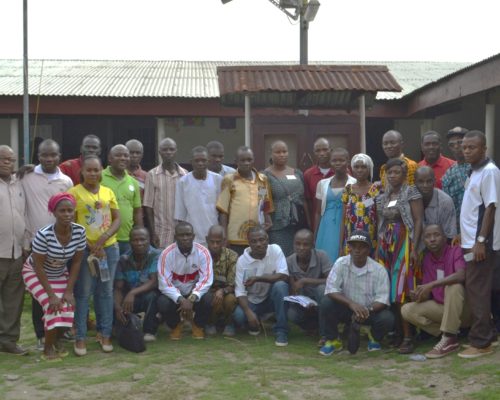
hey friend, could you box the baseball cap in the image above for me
[447,126,468,139]
[347,230,371,247]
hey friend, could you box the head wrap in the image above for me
[48,192,76,213]
[351,153,374,180]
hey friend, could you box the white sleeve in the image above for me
[234,258,247,298]
[480,168,500,207]
[174,179,187,221]
[274,246,289,275]
[157,250,182,302]
[325,259,343,294]
[192,247,214,299]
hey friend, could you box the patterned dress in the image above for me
[341,183,379,257]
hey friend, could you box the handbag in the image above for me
[116,313,146,353]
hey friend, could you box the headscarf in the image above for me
[351,153,374,180]
[48,192,76,213]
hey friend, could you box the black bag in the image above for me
[116,313,146,353]
[289,200,307,229]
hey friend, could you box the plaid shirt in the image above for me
[442,162,471,231]
[325,255,390,307]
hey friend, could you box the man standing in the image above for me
[144,138,187,248]
[286,229,332,342]
[174,146,222,246]
[157,222,213,340]
[217,146,274,255]
[319,231,393,356]
[458,130,500,358]
[402,225,469,358]
[442,127,470,231]
[101,144,143,255]
[206,140,236,177]
[379,130,418,188]
[125,139,148,199]
[114,227,161,342]
[418,131,455,189]
[303,138,333,218]
[232,226,290,346]
[414,166,457,241]
[0,145,28,355]
[204,225,238,336]
[21,139,73,350]
[59,134,101,185]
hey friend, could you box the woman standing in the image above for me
[376,158,423,354]
[264,141,309,256]
[22,193,86,361]
[69,155,121,356]
[341,154,379,257]
[315,148,356,262]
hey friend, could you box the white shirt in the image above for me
[235,244,288,304]
[460,161,500,250]
[174,171,222,246]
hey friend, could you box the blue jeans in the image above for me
[233,281,289,335]
[74,244,119,340]
[287,284,326,336]
[118,241,131,256]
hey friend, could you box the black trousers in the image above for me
[32,296,45,339]
[157,292,213,328]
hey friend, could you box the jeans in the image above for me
[287,284,326,336]
[74,244,119,340]
[157,292,213,328]
[233,281,289,335]
[320,296,394,342]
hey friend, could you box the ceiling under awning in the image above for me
[217,65,403,109]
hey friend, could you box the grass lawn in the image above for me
[1,296,499,400]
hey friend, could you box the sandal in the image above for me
[55,343,69,358]
[41,352,62,362]
[399,337,414,354]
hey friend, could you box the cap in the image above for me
[447,126,468,139]
[347,230,371,247]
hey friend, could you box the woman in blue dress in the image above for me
[314,148,356,262]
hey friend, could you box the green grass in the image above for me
[0,295,499,400]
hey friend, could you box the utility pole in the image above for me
[23,0,29,165]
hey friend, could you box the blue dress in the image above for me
[316,187,344,263]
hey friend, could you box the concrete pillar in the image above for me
[156,117,165,164]
[358,95,366,153]
[10,118,19,170]
[244,95,251,147]
[485,104,495,159]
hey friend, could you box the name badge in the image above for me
[437,269,444,280]
[286,175,297,180]
[129,184,135,192]
[387,199,397,208]
[362,198,374,208]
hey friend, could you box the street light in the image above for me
[221,0,320,64]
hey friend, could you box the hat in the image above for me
[447,126,468,139]
[347,230,371,247]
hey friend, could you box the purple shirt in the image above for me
[422,244,466,304]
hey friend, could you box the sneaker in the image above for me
[275,332,288,347]
[425,335,459,359]
[458,345,494,359]
[98,337,113,353]
[248,328,261,336]
[143,334,157,343]
[317,337,327,348]
[367,340,382,352]
[73,340,87,357]
[170,323,183,340]
[1,342,29,356]
[36,338,45,352]
[192,323,205,339]
[222,324,236,337]
[319,339,343,356]
[205,324,217,336]
[347,319,361,354]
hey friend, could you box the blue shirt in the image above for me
[115,246,160,288]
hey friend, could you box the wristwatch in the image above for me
[477,235,486,244]
[188,293,198,303]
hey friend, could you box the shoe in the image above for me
[222,324,236,337]
[205,324,217,336]
[425,335,459,359]
[317,337,327,348]
[143,334,157,342]
[319,339,343,356]
[74,340,87,357]
[55,343,69,358]
[36,338,45,352]
[462,338,499,349]
[367,340,382,352]
[347,319,361,354]
[248,328,261,336]
[275,332,288,347]
[1,342,29,356]
[458,345,494,359]
[170,323,183,340]
[41,353,63,362]
[97,337,113,353]
[192,323,205,340]
[62,329,75,342]
[399,337,414,354]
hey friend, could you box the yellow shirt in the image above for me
[68,184,119,247]
[379,155,418,188]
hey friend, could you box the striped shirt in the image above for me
[157,242,213,302]
[143,163,187,247]
[30,223,87,279]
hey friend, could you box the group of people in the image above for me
[0,125,498,362]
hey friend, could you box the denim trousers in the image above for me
[233,281,289,335]
[74,244,119,340]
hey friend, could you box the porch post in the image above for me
[485,103,495,159]
[358,95,366,153]
[245,95,251,147]
[156,117,165,164]
[10,118,19,169]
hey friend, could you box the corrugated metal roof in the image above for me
[0,59,470,100]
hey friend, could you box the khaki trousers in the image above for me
[209,293,237,325]
[0,257,24,345]
[401,284,470,336]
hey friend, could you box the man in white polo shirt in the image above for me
[458,130,500,359]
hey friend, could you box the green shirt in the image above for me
[101,167,141,241]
